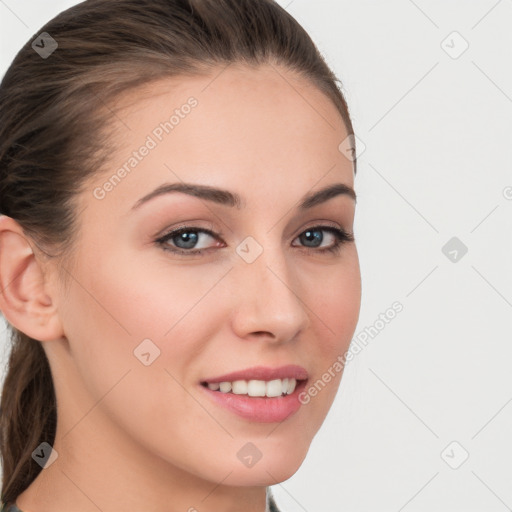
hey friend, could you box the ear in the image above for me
[0,214,65,342]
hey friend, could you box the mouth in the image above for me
[199,365,309,423]
[200,377,306,397]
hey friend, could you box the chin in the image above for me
[223,464,303,487]
[220,441,310,487]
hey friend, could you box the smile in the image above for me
[202,377,299,397]
[199,365,309,423]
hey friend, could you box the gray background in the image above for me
[1,1,511,511]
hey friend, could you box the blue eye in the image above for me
[155,225,354,257]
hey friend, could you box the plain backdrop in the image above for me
[1,1,511,511]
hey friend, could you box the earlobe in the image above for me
[0,215,64,342]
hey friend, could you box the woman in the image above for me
[0,0,361,510]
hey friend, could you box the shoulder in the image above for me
[268,494,281,512]
[0,502,23,512]
[267,488,283,512]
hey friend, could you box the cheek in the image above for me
[60,248,232,419]
[74,245,218,343]
[57,256,229,470]
[309,253,361,352]
[300,252,361,419]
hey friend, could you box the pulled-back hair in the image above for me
[0,0,355,503]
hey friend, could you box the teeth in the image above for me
[232,380,248,394]
[219,382,231,393]
[207,378,297,397]
[247,379,266,397]
[266,379,284,398]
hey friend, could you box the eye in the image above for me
[155,224,354,256]
[292,225,354,254]
[155,226,220,255]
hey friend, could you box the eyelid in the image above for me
[156,220,346,243]
[154,220,353,257]
[299,220,344,234]
[155,221,218,239]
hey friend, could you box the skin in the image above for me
[0,63,361,512]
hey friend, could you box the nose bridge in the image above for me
[230,232,310,340]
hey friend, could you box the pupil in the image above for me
[176,231,198,249]
[302,229,322,247]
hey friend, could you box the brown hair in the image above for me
[0,0,356,503]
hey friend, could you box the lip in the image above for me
[199,378,308,423]
[201,364,309,384]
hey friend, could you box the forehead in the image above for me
[83,63,354,218]
[110,62,349,152]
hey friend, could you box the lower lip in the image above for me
[199,380,308,423]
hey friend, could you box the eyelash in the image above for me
[154,224,354,257]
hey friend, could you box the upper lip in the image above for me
[202,365,308,384]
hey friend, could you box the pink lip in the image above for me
[199,379,308,423]
[199,365,309,423]
[201,364,309,384]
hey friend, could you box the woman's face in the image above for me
[48,63,361,487]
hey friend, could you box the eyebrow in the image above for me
[131,181,356,211]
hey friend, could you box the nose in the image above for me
[229,240,310,344]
